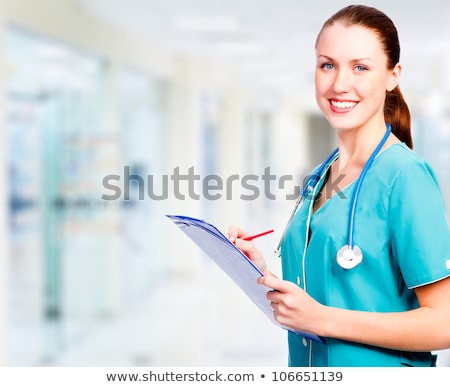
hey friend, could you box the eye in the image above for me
[321,63,335,71]
[354,65,368,72]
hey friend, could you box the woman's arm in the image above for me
[259,271,450,351]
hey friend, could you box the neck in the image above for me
[336,122,388,172]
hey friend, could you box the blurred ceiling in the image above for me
[77,0,450,107]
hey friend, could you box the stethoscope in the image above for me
[276,123,392,270]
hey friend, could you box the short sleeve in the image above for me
[388,159,450,288]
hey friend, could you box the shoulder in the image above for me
[380,143,429,168]
[377,143,440,188]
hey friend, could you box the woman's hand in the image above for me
[258,270,327,335]
[228,225,267,272]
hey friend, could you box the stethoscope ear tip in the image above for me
[336,245,363,269]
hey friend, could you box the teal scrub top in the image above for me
[280,143,450,367]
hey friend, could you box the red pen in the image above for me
[243,229,274,241]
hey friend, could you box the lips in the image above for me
[329,99,358,113]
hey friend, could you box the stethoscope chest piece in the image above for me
[336,245,363,269]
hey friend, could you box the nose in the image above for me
[333,68,351,93]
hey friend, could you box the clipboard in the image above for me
[166,214,324,344]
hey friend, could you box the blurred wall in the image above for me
[0,0,304,365]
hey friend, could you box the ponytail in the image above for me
[384,86,413,149]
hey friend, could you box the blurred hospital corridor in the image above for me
[0,0,450,367]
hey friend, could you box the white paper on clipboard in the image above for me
[166,214,324,344]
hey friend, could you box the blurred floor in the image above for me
[10,259,288,367]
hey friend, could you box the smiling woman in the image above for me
[314,24,401,147]
[315,4,412,149]
[230,4,450,367]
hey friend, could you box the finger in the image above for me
[259,270,291,293]
[234,238,253,251]
[257,269,278,283]
[257,270,272,285]
[271,300,288,318]
[227,225,249,243]
[270,301,284,323]
[270,301,279,311]
[267,290,283,303]
[227,225,238,243]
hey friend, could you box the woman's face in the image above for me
[315,22,400,133]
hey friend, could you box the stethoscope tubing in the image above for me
[347,124,391,248]
[276,123,392,258]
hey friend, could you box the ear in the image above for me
[387,62,402,92]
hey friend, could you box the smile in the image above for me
[329,99,358,112]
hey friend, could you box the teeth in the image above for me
[331,100,356,109]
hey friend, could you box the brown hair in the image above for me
[316,5,413,148]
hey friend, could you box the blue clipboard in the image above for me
[166,214,324,344]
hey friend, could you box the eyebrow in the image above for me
[317,55,374,63]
